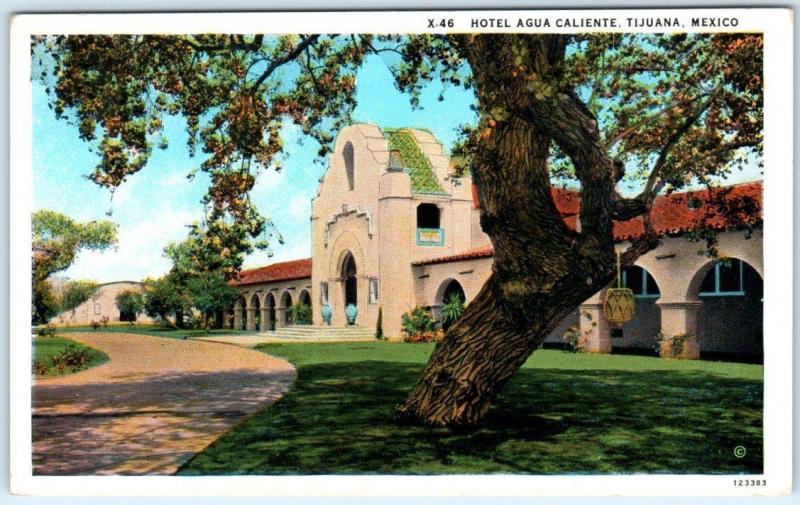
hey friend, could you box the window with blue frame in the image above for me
[416,203,444,246]
[699,259,745,297]
[621,266,661,298]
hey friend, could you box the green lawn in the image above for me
[178,342,763,475]
[33,336,109,377]
[55,325,256,340]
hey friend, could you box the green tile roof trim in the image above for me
[384,128,446,195]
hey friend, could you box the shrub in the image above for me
[156,316,179,329]
[652,332,665,356]
[33,360,48,376]
[656,332,694,358]
[291,303,312,325]
[403,329,445,343]
[36,324,57,338]
[440,293,465,330]
[49,344,92,373]
[90,320,100,330]
[562,325,587,353]
[182,312,202,329]
[401,307,437,342]
[375,306,384,340]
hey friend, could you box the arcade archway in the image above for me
[690,258,763,361]
[265,292,276,331]
[281,291,294,326]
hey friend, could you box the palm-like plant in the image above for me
[440,293,465,330]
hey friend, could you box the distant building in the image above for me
[229,124,763,361]
[52,281,155,326]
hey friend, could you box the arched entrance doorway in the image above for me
[438,279,466,331]
[342,252,357,309]
[265,293,276,331]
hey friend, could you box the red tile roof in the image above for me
[420,181,762,266]
[413,245,495,266]
[612,181,762,241]
[229,258,312,286]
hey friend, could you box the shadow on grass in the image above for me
[179,359,762,475]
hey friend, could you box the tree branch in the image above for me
[182,34,265,53]
[610,94,716,221]
[605,94,708,150]
[251,35,320,91]
[672,138,762,177]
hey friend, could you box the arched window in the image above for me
[622,266,660,298]
[265,293,276,331]
[699,259,761,297]
[250,294,262,331]
[343,141,355,191]
[416,203,440,229]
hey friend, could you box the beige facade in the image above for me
[52,281,155,326]
[234,124,764,360]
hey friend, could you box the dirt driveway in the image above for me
[32,332,296,475]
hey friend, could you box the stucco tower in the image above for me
[310,124,475,335]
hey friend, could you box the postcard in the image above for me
[9,8,793,497]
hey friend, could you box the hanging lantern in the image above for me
[604,287,636,325]
[603,252,636,325]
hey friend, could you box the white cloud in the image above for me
[287,194,310,221]
[252,169,285,197]
[63,206,197,282]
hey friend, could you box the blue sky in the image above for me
[32,53,479,283]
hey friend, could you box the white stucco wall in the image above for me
[236,123,764,359]
[52,281,155,325]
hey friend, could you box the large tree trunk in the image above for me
[398,35,633,427]
[397,274,597,426]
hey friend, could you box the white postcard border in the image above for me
[9,8,794,497]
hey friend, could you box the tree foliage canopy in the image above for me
[35,33,761,272]
[142,274,191,323]
[142,232,240,328]
[32,209,118,282]
[185,271,239,319]
[60,279,100,312]
[115,289,145,321]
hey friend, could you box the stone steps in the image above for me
[257,325,375,341]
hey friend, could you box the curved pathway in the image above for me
[32,332,296,475]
